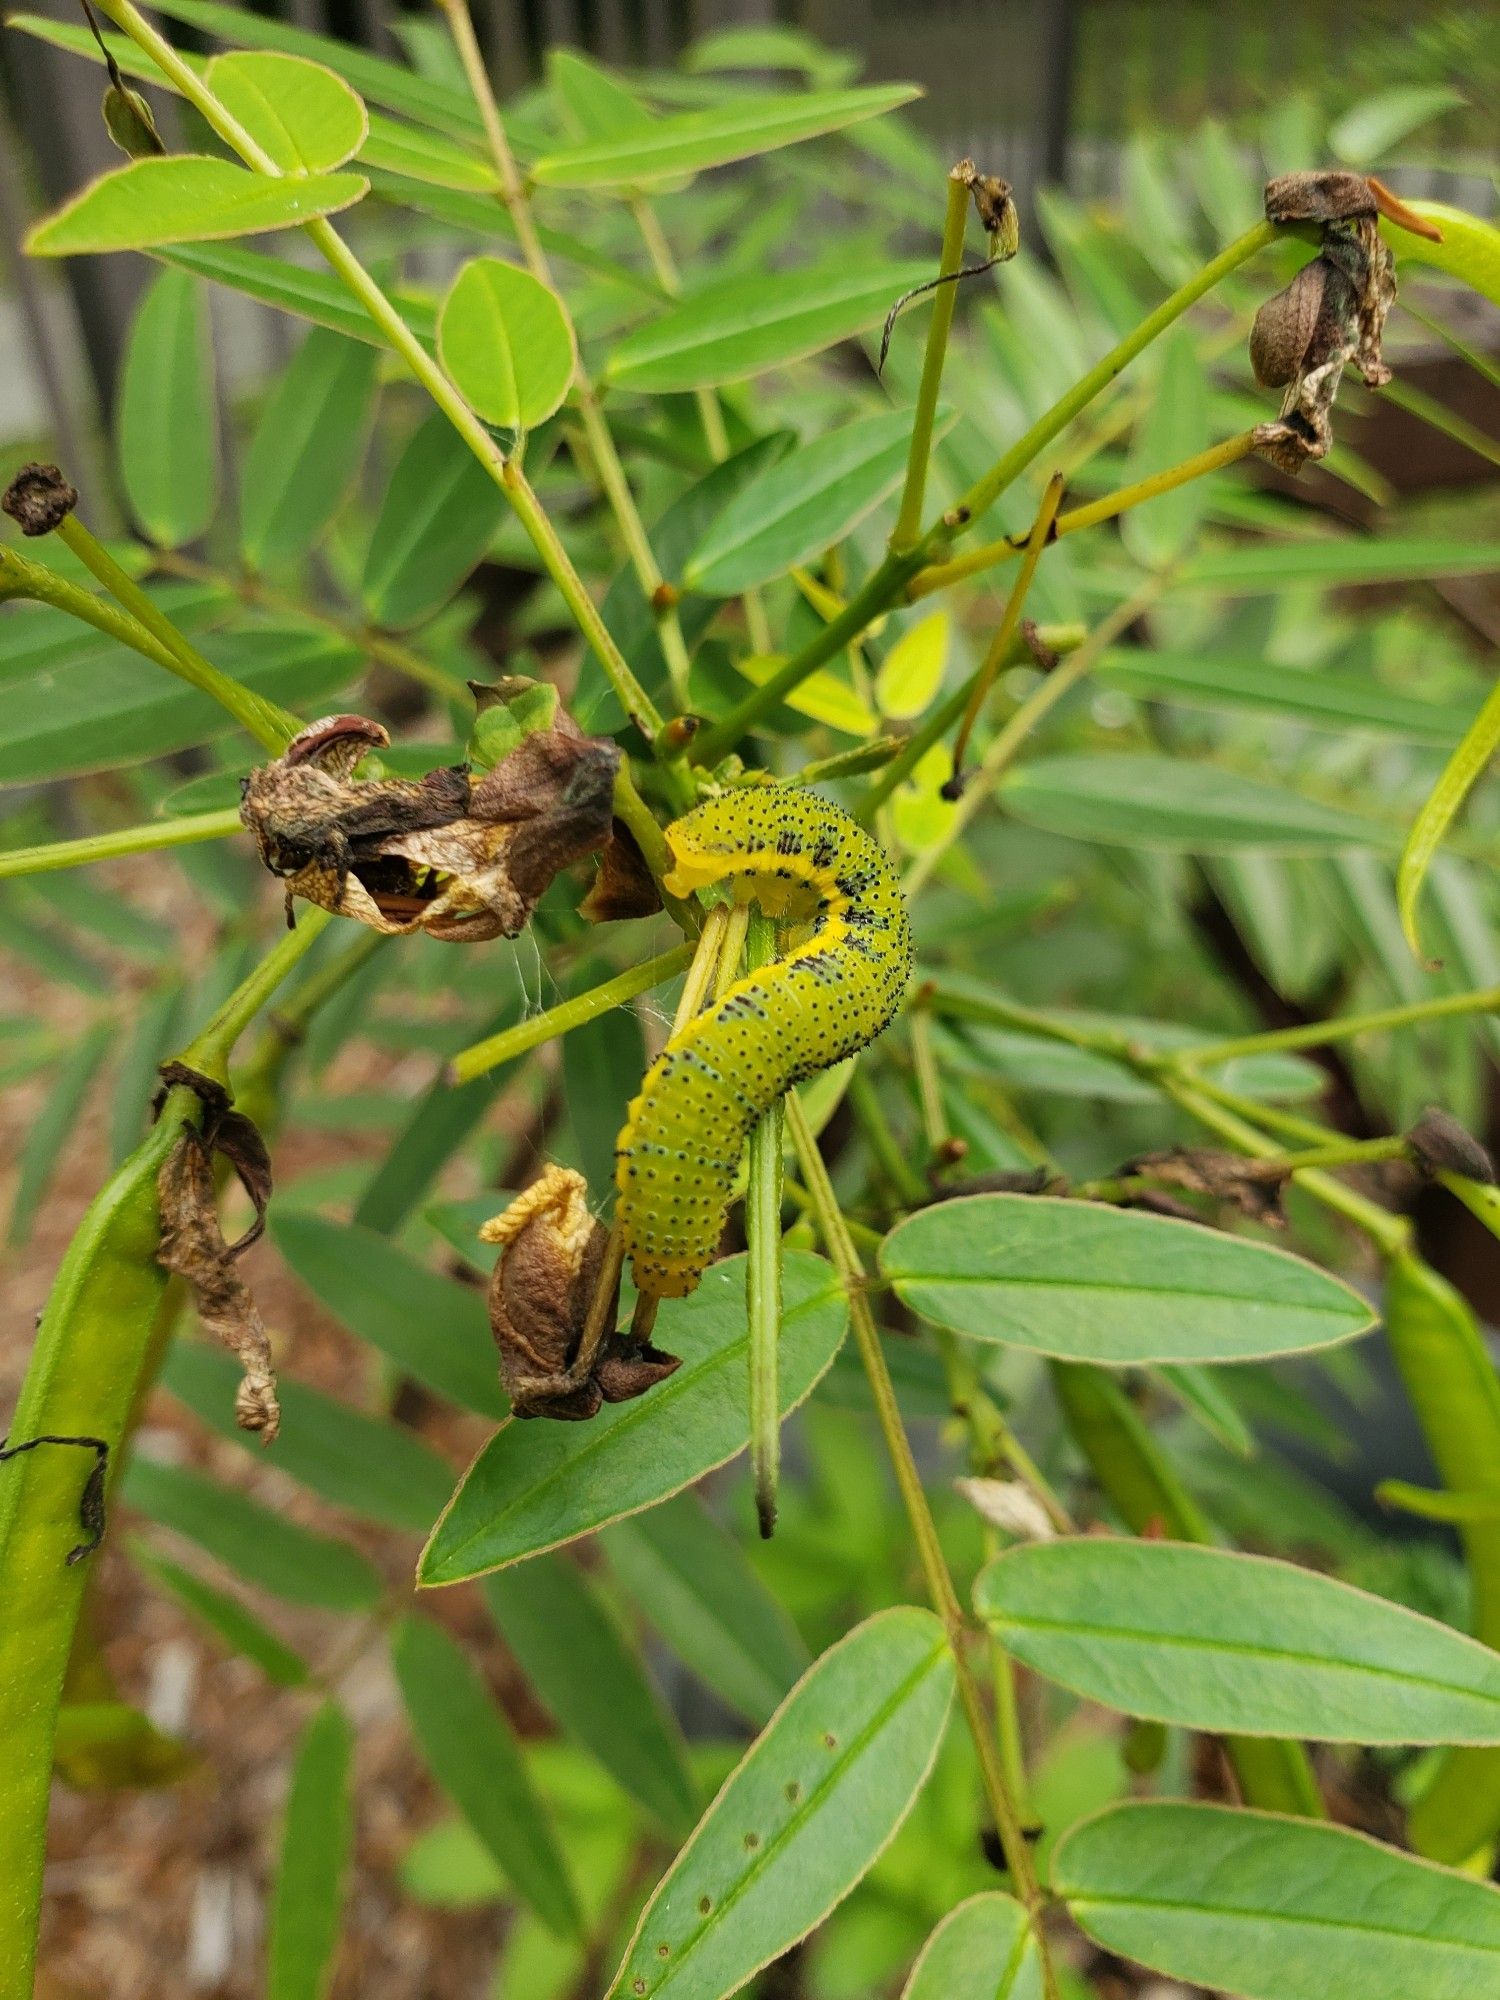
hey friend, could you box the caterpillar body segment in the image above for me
[615,789,912,1301]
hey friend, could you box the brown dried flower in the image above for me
[2,462,78,536]
[239,712,619,940]
[480,1166,679,1421]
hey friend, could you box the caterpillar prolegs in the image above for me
[615,789,912,1301]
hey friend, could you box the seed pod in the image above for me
[1249,258,1328,388]
[1264,169,1378,226]
[102,81,165,158]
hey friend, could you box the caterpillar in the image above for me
[615,788,912,1301]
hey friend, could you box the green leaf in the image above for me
[117,268,218,548]
[879,1194,1375,1365]
[1120,326,1211,568]
[361,115,495,190]
[268,1704,354,2000]
[0,623,361,787]
[1397,677,1500,960]
[123,1456,382,1610]
[131,1543,309,1685]
[976,1539,1500,1744]
[419,1251,846,1583]
[605,260,931,392]
[437,256,576,429]
[158,240,437,349]
[1054,1802,1500,2000]
[900,1892,1042,2000]
[161,1339,453,1531]
[391,1616,582,1938]
[485,1559,697,1837]
[685,410,929,595]
[532,83,921,189]
[549,48,650,141]
[876,611,949,721]
[273,1210,503,1418]
[601,1494,810,1727]
[1095,648,1482,743]
[605,1608,954,2000]
[361,411,507,628]
[1175,536,1499,592]
[1000,754,1389,853]
[241,328,378,572]
[1330,86,1465,163]
[26,156,367,255]
[1386,203,1500,309]
[204,51,367,172]
[7,1027,111,1248]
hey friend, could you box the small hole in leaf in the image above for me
[632,1984,646,1996]
[657,1944,671,1960]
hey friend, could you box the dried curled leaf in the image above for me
[479,1166,678,1421]
[1122,1145,1289,1226]
[155,1067,279,1441]
[954,1477,1057,1541]
[239,712,620,941]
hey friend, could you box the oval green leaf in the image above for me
[877,611,949,721]
[549,48,650,142]
[204,51,368,172]
[117,267,218,548]
[1000,754,1388,853]
[1054,1802,1500,2000]
[601,1493,810,1727]
[159,240,437,350]
[360,410,507,628]
[391,1616,582,1939]
[605,1608,954,2000]
[1095,649,1482,743]
[241,328,378,573]
[532,83,921,189]
[685,410,928,596]
[1330,87,1465,163]
[901,1892,1042,2000]
[131,1544,308,1687]
[26,156,367,255]
[419,1251,846,1584]
[438,256,576,429]
[485,1558,697,1838]
[977,1539,1500,1744]
[1386,202,1500,308]
[879,1194,1375,1365]
[268,1704,354,2000]
[606,260,932,392]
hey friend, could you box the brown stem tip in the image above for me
[2,462,78,537]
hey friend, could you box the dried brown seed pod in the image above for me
[1249,259,1330,389]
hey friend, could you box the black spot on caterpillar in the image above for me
[615,789,912,1301]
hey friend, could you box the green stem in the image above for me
[1177,984,1500,1069]
[0,545,186,675]
[902,585,1160,897]
[0,809,242,880]
[177,909,333,1091]
[947,472,1066,780]
[890,166,973,552]
[908,430,1257,600]
[56,516,294,753]
[447,944,694,1084]
[785,1092,1058,2000]
[857,621,1086,821]
[943,223,1274,533]
[745,911,784,1538]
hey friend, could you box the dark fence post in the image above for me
[1037,0,1077,189]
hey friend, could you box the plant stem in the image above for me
[1177,984,1500,1068]
[890,165,973,552]
[177,909,334,1091]
[447,942,695,1084]
[786,1091,1057,1997]
[744,910,784,1538]
[902,584,1159,896]
[0,545,186,674]
[0,809,242,880]
[947,471,1066,781]
[94,0,665,744]
[856,621,1086,821]
[907,430,1258,600]
[436,0,694,704]
[54,519,294,752]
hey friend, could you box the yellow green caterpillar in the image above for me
[615,788,912,1301]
